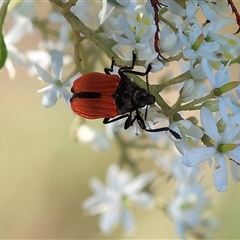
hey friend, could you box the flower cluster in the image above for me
[1,0,240,238]
[83,164,154,234]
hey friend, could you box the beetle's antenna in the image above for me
[144,64,151,121]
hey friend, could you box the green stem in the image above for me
[49,0,132,68]
[64,0,78,10]
[174,91,215,112]
[155,70,192,92]
[159,9,178,33]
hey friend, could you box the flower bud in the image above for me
[192,33,204,51]
[214,81,240,96]
[223,48,236,60]
[217,143,237,153]
[216,118,226,133]
[187,116,198,125]
[160,32,177,52]
[180,79,195,98]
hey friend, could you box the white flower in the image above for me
[113,13,156,50]
[71,0,100,28]
[82,164,155,234]
[182,107,240,192]
[186,0,230,22]
[161,0,186,17]
[159,25,182,55]
[36,50,78,108]
[144,52,164,72]
[178,23,220,64]
[202,58,240,123]
[170,120,203,155]
[205,18,240,62]
[180,79,197,102]
[77,124,110,151]
[167,183,211,239]
[202,58,229,89]
[4,15,35,78]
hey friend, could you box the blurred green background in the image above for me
[1,2,240,238]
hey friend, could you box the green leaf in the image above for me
[0,0,10,69]
[0,0,10,31]
[0,32,7,69]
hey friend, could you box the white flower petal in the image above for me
[118,14,134,41]
[106,164,120,190]
[113,35,134,46]
[182,147,216,167]
[89,177,106,194]
[225,147,240,164]
[100,209,119,234]
[200,107,220,142]
[59,87,71,106]
[199,41,219,53]
[189,23,202,44]
[82,195,108,215]
[107,165,131,192]
[215,65,230,87]
[186,0,198,19]
[202,58,216,87]
[51,50,63,79]
[121,208,135,234]
[41,88,58,108]
[222,126,240,144]
[175,137,191,155]
[125,172,155,194]
[200,1,218,22]
[218,97,230,125]
[77,125,96,142]
[180,80,195,98]
[35,64,55,84]
[213,154,228,192]
[37,85,52,93]
[129,192,153,208]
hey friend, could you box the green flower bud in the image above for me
[192,33,204,51]
[217,143,237,153]
[216,118,226,133]
[214,81,240,96]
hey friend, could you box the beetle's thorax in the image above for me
[113,77,155,115]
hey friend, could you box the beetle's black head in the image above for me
[132,88,155,108]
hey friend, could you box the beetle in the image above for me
[70,52,180,139]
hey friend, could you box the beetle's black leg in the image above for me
[135,110,181,139]
[103,112,137,130]
[144,127,181,140]
[104,57,116,74]
[124,111,137,129]
[103,114,129,124]
[118,51,151,78]
[120,63,152,77]
[131,51,137,68]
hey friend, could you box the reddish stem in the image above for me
[149,0,166,59]
[227,0,240,34]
